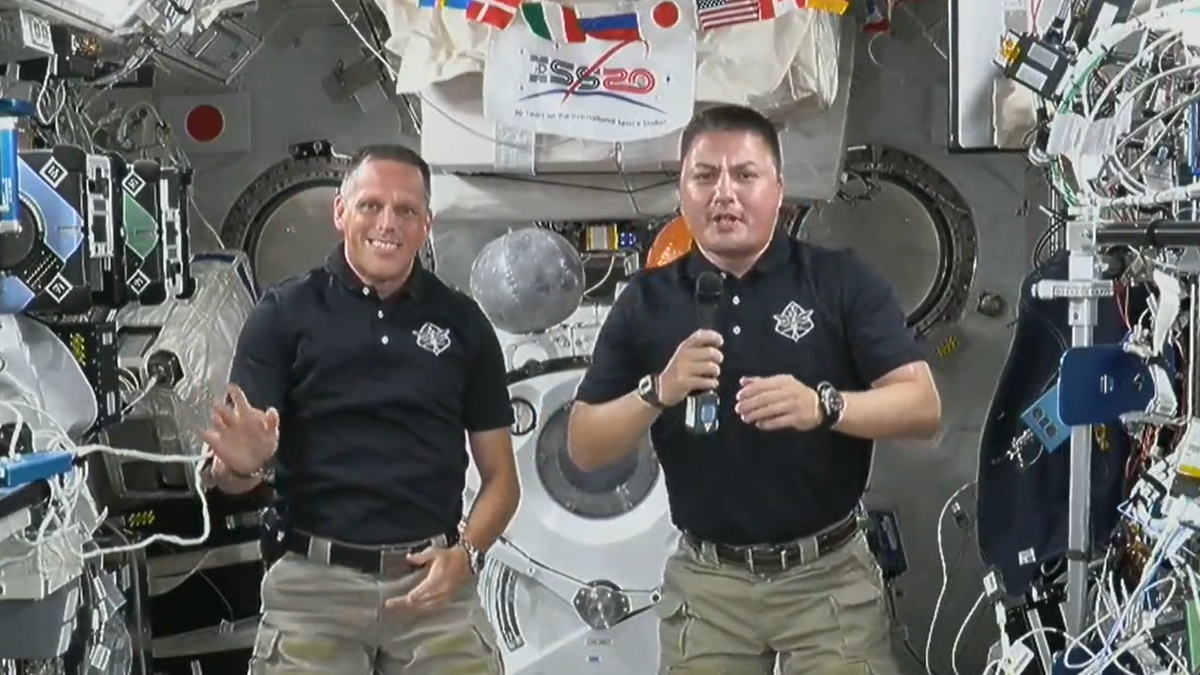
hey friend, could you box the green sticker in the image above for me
[123,194,159,259]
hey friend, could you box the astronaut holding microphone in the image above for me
[566,104,942,675]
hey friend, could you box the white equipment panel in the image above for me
[464,314,679,675]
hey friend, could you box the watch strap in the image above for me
[815,382,844,432]
[637,374,667,409]
[226,458,274,482]
[459,540,484,575]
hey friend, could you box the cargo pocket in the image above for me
[653,591,693,665]
[830,576,890,661]
[247,626,280,675]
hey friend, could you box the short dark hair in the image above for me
[342,143,431,204]
[678,105,783,173]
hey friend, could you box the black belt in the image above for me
[684,515,859,573]
[283,530,458,577]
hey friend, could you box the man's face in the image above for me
[679,130,783,258]
[333,159,430,286]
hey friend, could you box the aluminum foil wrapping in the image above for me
[0,315,97,444]
[469,228,585,335]
[115,251,256,461]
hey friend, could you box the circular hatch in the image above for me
[220,147,435,286]
[793,145,978,336]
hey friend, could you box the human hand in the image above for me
[198,385,279,476]
[658,330,724,406]
[735,375,821,431]
[385,546,473,612]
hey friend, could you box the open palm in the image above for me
[199,385,279,475]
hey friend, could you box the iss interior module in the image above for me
[463,223,677,675]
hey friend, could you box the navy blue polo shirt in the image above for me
[229,246,513,544]
[575,234,925,545]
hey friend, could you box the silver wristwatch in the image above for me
[226,458,275,483]
[459,540,485,575]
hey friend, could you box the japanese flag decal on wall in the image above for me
[482,0,697,143]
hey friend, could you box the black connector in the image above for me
[146,350,183,388]
[1044,17,1066,44]
[998,32,1071,100]
[951,502,972,531]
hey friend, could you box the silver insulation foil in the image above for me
[108,251,256,497]
[469,228,585,335]
[0,315,97,443]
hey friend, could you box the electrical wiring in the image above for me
[924,481,975,675]
[0,394,214,565]
[950,590,985,675]
[991,1,1200,672]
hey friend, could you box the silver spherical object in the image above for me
[470,228,585,334]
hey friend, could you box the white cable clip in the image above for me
[1150,269,1180,357]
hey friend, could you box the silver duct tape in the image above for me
[470,229,585,335]
[114,251,256,466]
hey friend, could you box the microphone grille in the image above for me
[696,271,723,299]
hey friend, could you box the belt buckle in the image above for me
[380,548,412,577]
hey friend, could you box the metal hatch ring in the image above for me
[788,145,979,338]
[220,151,435,285]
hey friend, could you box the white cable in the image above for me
[950,590,985,675]
[0,394,213,559]
[74,444,211,557]
[924,481,974,675]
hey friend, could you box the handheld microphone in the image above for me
[686,271,723,435]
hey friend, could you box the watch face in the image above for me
[638,376,654,396]
[820,384,842,416]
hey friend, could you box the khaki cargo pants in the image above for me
[655,532,901,675]
[248,552,503,675]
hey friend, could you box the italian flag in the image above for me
[522,2,586,43]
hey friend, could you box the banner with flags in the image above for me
[482,0,696,142]
[415,0,846,35]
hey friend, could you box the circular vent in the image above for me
[534,402,659,520]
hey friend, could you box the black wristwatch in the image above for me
[636,374,667,409]
[815,382,845,432]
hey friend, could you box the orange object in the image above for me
[647,215,693,269]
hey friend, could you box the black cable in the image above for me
[886,582,948,675]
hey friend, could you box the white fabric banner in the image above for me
[482,0,697,143]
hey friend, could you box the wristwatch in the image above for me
[815,382,845,432]
[636,374,667,409]
[459,539,485,575]
[227,458,275,483]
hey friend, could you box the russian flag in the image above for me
[577,12,641,41]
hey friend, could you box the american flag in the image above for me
[696,0,767,29]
